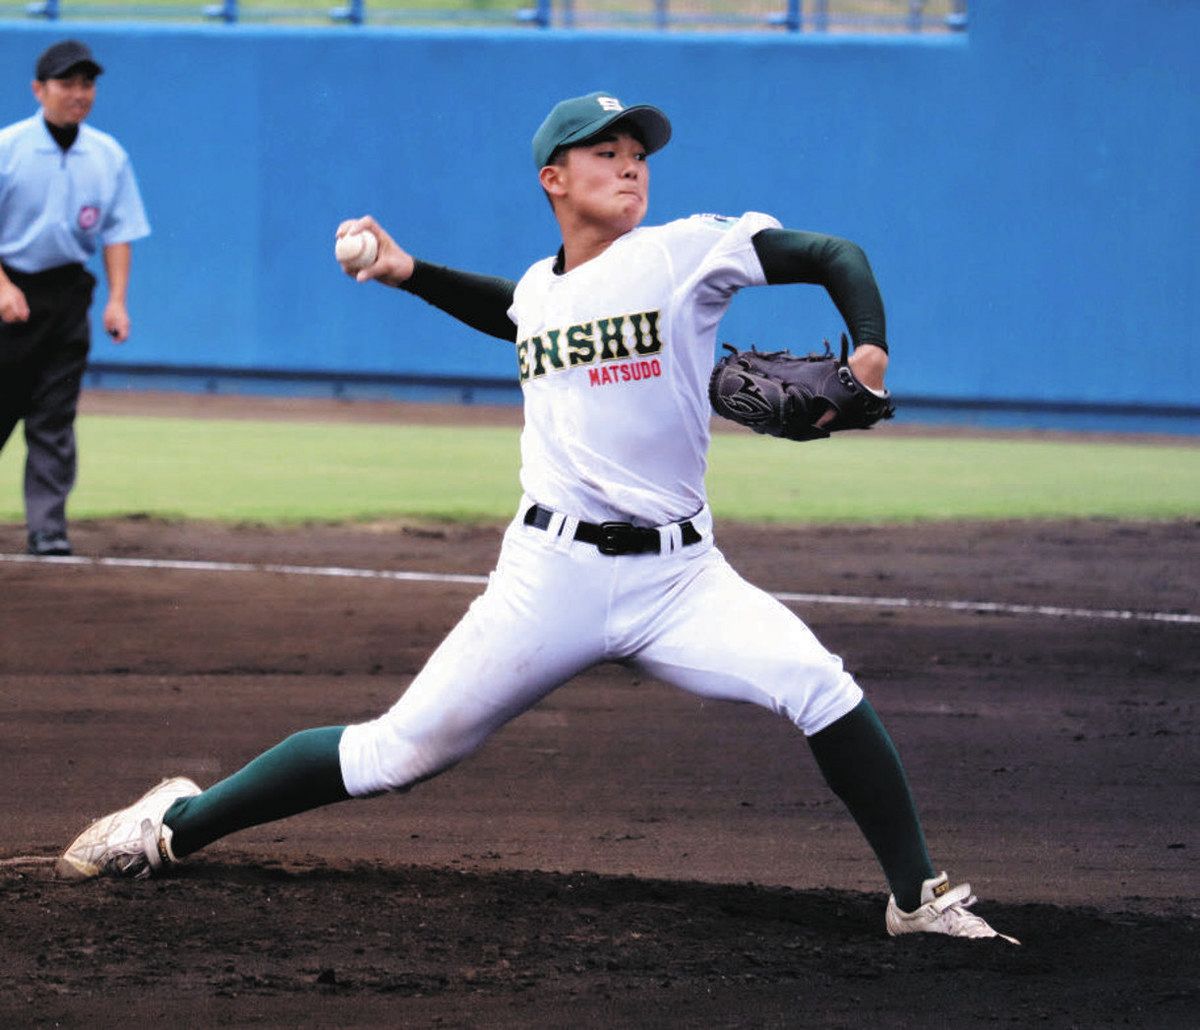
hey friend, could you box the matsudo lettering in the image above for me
[588,358,662,387]
[517,309,662,382]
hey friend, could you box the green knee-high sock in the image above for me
[163,726,351,858]
[807,699,935,911]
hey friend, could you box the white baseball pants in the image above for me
[339,499,863,797]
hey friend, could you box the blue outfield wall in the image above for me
[1,0,1197,427]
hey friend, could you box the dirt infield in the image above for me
[1,398,1197,1027]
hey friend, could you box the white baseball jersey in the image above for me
[509,211,780,525]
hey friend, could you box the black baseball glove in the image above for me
[708,334,895,442]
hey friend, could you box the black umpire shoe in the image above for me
[27,531,72,557]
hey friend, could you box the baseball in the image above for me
[335,230,378,271]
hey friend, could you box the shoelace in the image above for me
[930,883,1020,943]
[933,891,996,938]
[99,818,160,879]
[104,844,150,879]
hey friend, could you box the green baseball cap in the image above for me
[532,91,672,168]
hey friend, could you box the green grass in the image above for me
[2,413,1197,526]
[706,433,1200,523]
[1,417,522,524]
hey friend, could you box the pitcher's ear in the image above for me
[539,163,567,197]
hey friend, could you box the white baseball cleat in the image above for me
[886,872,1020,945]
[55,776,201,881]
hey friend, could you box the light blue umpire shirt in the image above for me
[0,113,150,274]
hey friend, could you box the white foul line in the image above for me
[771,591,1199,625]
[0,552,487,585]
[1,552,1196,625]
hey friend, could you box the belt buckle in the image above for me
[597,521,633,556]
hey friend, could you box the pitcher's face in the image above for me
[549,131,650,236]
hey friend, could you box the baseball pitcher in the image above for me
[57,91,1016,945]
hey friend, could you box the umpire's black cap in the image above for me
[533,91,671,168]
[36,40,104,81]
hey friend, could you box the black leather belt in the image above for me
[523,504,701,556]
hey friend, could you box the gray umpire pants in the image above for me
[0,262,95,540]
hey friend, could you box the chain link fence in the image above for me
[3,0,967,31]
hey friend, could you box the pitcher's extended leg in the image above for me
[165,726,349,858]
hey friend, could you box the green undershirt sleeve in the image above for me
[751,228,888,352]
[398,259,518,342]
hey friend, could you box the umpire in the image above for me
[0,39,150,556]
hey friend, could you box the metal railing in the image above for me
[8,1,968,31]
